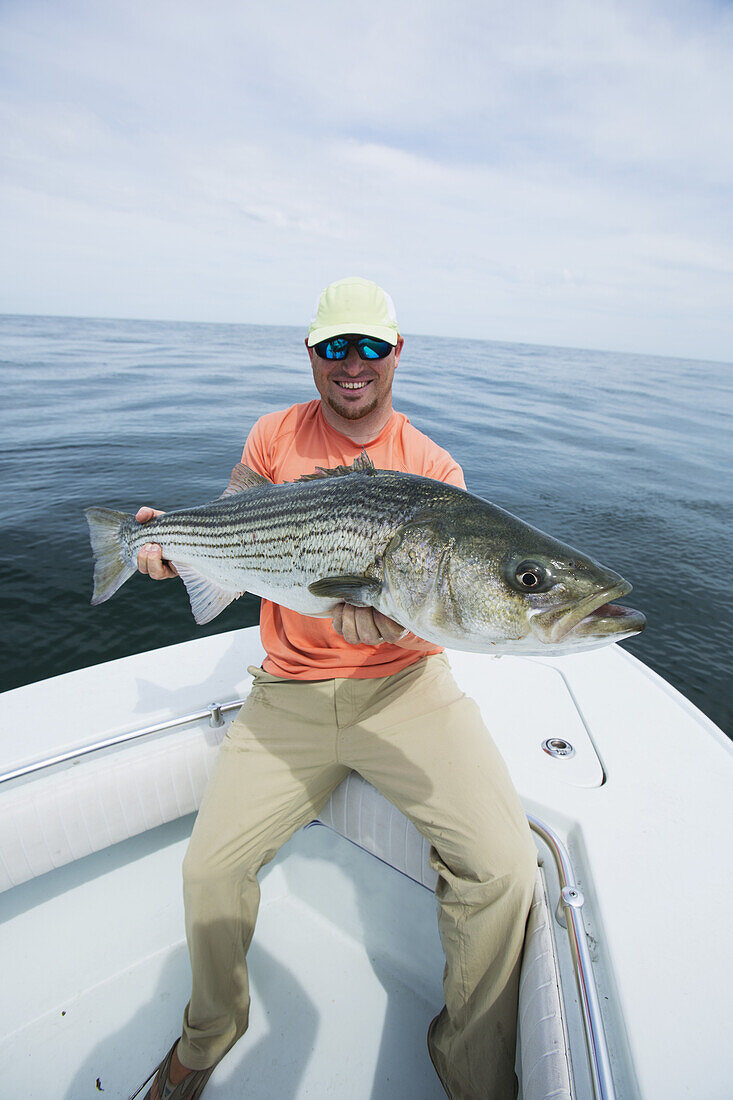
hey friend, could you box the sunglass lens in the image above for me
[315,338,349,359]
[358,339,392,360]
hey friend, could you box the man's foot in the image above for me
[139,1037,218,1100]
[148,1041,192,1099]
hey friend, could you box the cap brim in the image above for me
[307,323,399,347]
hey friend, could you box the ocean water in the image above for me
[0,313,730,737]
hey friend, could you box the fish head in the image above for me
[384,500,646,655]
[499,546,645,653]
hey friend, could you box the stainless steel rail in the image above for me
[0,698,248,786]
[527,812,617,1100]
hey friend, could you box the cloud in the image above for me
[0,0,731,359]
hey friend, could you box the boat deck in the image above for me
[1,816,449,1099]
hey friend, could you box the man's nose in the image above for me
[342,348,364,373]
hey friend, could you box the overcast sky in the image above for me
[1,0,732,360]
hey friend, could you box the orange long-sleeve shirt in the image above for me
[242,400,465,679]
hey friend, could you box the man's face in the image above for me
[308,334,404,422]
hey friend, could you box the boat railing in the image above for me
[0,701,617,1100]
[527,814,616,1100]
[0,698,249,785]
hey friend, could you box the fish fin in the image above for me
[85,507,137,605]
[308,574,382,606]
[219,463,272,498]
[172,561,243,624]
[296,449,376,482]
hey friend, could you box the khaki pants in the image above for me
[178,653,537,1099]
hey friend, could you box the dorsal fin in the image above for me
[296,448,376,482]
[219,463,272,498]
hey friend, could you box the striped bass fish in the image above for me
[85,454,645,656]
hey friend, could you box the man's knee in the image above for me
[182,839,258,892]
[506,826,538,887]
[182,846,223,891]
[433,823,537,900]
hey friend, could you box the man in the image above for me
[136,277,536,1100]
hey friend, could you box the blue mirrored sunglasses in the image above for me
[313,336,394,361]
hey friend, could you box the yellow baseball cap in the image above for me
[307,276,400,347]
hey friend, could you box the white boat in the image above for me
[0,627,730,1099]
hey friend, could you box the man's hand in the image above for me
[331,604,406,646]
[135,508,178,580]
[331,603,436,650]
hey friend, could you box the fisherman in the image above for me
[135,277,537,1100]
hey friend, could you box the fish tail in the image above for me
[85,507,137,605]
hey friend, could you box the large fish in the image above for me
[85,454,645,655]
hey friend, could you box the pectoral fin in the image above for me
[307,575,382,606]
[172,561,244,624]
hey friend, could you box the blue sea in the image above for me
[0,314,730,737]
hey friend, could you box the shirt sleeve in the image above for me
[418,440,466,490]
[431,454,466,490]
[241,417,274,480]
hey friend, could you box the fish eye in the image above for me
[507,559,552,593]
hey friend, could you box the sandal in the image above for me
[132,1039,217,1100]
[427,1011,452,1099]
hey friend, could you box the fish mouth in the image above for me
[530,581,645,644]
[573,601,646,640]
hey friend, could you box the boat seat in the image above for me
[0,728,573,1098]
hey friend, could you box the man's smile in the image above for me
[334,379,372,390]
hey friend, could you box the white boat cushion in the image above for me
[314,770,438,888]
[0,725,221,892]
[518,867,574,1100]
